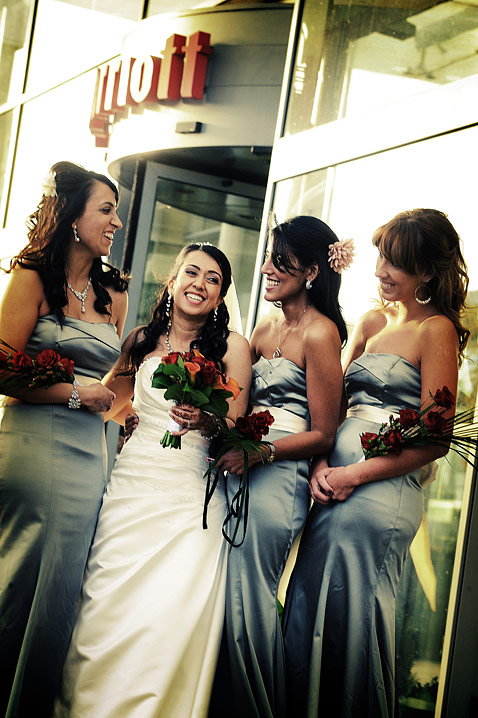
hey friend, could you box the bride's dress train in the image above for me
[54,356,228,718]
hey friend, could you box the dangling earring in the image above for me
[73,225,80,243]
[166,291,172,326]
[213,306,218,325]
[415,283,431,305]
[305,279,313,291]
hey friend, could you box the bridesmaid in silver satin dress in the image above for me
[283,209,470,718]
[209,216,351,718]
[0,161,128,718]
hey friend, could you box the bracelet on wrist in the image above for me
[199,410,220,439]
[67,381,81,410]
[265,443,276,464]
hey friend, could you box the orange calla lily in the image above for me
[184,361,201,385]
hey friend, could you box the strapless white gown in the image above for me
[54,356,228,718]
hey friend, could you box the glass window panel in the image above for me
[4,71,111,261]
[285,0,478,134]
[26,0,142,93]
[0,109,14,228]
[268,125,478,717]
[138,179,262,331]
[0,0,34,104]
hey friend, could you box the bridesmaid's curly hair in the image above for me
[126,243,232,373]
[372,208,470,365]
[9,161,129,320]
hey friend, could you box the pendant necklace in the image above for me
[272,304,310,359]
[67,277,91,313]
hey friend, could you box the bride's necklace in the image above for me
[164,324,200,354]
[272,304,310,359]
[67,277,91,313]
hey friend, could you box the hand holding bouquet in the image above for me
[0,338,75,396]
[203,409,275,548]
[360,386,478,469]
[151,350,240,449]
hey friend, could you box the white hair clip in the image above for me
[41,171,57,198]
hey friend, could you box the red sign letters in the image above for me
[90,31,212,148]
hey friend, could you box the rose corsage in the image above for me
[360,386,478,468]
[203,410,275,548]
[151,350,240,449]
[0,338,75,396]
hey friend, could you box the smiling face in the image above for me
[375,251,427,304]
[171,250,223,318]
[73,180,122,258]
[261,245,313,304]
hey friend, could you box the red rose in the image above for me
[360,432,378,451]
[12,351,33,371]
[162,352,180,365]
[399,409,421,429]
[433,386,455,410]
[424,411,447,436]
[58,357,75,377]
[197,362,217,386]
[36,349,61,367]
[382,429,403,455]
[250,410,274,438]
[236,416,253,436]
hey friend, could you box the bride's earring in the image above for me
[305,279,313,290]
[166,291,172,326]
[73,225,80,243]
[213,306,218,326]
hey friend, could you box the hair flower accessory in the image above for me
[328,238,355,273]
[41,171,57,198]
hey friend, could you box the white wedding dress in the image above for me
[54,356,228,718]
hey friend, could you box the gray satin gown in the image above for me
[283,353,424,718]
[210,357,311,718]
[0,315,120,718]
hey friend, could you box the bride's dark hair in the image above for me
[127,243,232,373]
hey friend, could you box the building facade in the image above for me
[0,1,477,715]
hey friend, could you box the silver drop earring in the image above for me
[305,279,313,290]
[73,225,80,243]
[166,291,172,323]
[213,306,218,325]
[415,283,431,305]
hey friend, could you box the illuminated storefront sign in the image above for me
[90,31,212,147]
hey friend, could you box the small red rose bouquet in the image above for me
[0,338,75,396]
[360,386,478,469]
[151,349,241,449]
[203,409,275,547]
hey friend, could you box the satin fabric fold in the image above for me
[0,315,120,718]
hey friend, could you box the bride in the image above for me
[54,242,251,718]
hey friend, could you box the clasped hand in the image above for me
[80,383,116,413]
[169,403,207,435]
[309,465,357,504]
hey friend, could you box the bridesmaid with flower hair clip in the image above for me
[209,215,352,718]
[283,208,470,718]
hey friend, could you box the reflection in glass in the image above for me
[138,181,262,331]
[0,0,33,104]
[285,0,478,134]
[271,125,478,717]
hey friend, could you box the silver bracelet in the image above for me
[67,382,81,410]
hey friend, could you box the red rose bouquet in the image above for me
[0,338,75,396]
[360,386,478,468]
[203,409,275,548]
[151,349,241,449]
